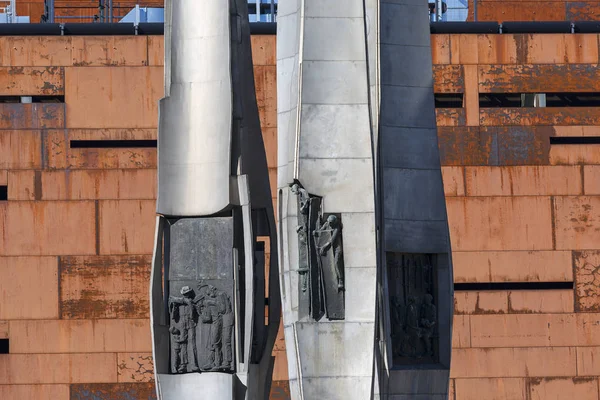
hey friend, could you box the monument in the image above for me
[277,0,454,398]
[150,0,280,398]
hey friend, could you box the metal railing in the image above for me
[41,0,278,24]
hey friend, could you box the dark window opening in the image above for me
[70,140,157,149]
[479,93,522,108]
[545,92,600,107]
[480,92,600,108]
[550,136,600,145]
[434,93,463,108]
[0,339,8,354]
[0,95,65,103]
[455,282,573,291]
[0,186,7,201]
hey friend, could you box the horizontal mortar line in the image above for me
[6,318,151,322]
[300,157,372,160]
[299,102,369,106]
[384,217,447,222]
[379,42,432,49]
[380,124,437,129]
[447,194,583,198]
[381,165,442,171]
[381,83,434,89]
[302,59,368,62]
[303,16,364,20]
[455,281,573,291]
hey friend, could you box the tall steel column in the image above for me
[277,0,454,398]
[151,1,280,399]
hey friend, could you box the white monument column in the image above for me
[277,0,378,398]
[278,1,454,399]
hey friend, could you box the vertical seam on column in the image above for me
[293,323,304,399]
[293,0,306,179]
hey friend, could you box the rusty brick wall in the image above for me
[434,33,600,400]
[465,0,600,22]
[0,34,286,400]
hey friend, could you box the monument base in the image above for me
[157,373,234,400]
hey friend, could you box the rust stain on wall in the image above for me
[70,383,157,400]
[433,65,465,93]
[479,64,600,93]
[59,255,151,319]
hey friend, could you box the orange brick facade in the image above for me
[0,32,599,399]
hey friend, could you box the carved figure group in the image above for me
[169,284,234,374]
[392,293,437,358]
[291,182,346,320]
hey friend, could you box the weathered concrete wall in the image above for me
[3,32,600,400]
[0,34,285,400]
[434,33,600,400]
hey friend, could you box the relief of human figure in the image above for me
[420,294,436,357]
[205,285,234,370]
[404,295,421,357]
[168,286,200,373]
[314,215,344,290]
[193,284,234,371]
[291,183,310,291]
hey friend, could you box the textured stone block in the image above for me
[482,107,600,127]
[528,377,598,400]
[272,350,289,381]
[251,35,276,66]
[0,201,96,256]
[454,378,527,400]
[0,320,8,338]
[452,315,471,348]
[465,166,582,196]
[270,381,291,400]
[584,166,600,195]
[65,67,163,129]
[0,385,70,400]
[452,251,573,283]
[0,354,117,384]
[454,291,508,315]
[554,196,600,250]
[441,166,465,196]
[476,34,518,64]
[42,169,156,200]
[0,257,58,319]
[8,319,151,353]
[7,170,36,200]
[147,36,164,66]
[117,353,154,383]
[254,64,277,129]
[0,104,64,129]
[0,66,63,95]
[0,36,72,66]
[577,347,600,375]
[0,130,41,169]
[433,65,464,93]
[295,322,374,378]
[550,144,600,165]
[508,290,574,314]
[60,255,151,319]
[450,347,577,378]
[69,383,157,400]
[447,197,553,251]
[431,34,450,64]
[98,200,155,255]
[575,251,600,312]
[469,314,576,348]
[71,36,148,66]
